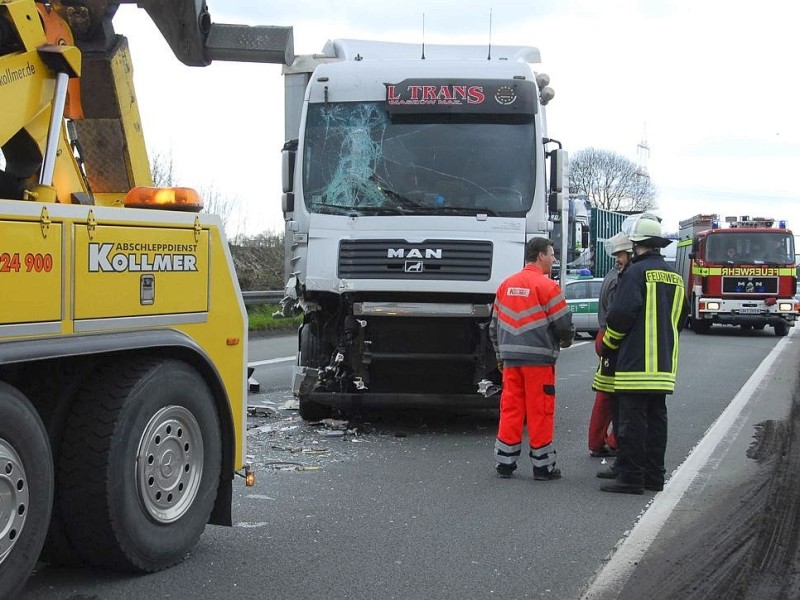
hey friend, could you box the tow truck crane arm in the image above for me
[0,0,293,205]
[65,0,294,66]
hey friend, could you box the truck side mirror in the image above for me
[282,139,298,194]
[549,149,567,193]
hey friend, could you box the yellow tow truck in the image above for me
[0,1,293,596]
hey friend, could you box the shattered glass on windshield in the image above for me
[302,101,536,217]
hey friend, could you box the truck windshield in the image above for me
[301,102,535,217]
[706,231,795,265]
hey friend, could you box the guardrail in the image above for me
[242,290,284,305]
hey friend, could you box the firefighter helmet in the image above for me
[625,214,672,248]
[604,232,633,257]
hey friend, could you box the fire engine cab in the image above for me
[675,214,799,336]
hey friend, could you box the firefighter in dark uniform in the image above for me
[594,216,689,494]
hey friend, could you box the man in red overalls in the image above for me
[489,237,575,480]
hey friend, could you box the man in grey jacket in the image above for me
[588,232,633,456]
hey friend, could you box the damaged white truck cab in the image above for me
[281,39,566,420]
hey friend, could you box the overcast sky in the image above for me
[114,0,799,237]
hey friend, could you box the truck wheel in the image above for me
[298,323,332,421]
[0,383,54,600]
[57,358,221,572]
[774,322,789,337]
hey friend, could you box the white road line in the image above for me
[581,326,797,600]
[248,356,295,367]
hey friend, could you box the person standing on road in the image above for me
[587,231,633,457]
[594,217,689,494]
[489,237,575,480]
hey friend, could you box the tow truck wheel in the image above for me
[57,358,221,572]
[298,322,332,421]
[0,383,53,600]
[774,322,789,337]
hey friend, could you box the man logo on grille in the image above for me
[405,261,424,273]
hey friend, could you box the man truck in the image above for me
[280,39,567,420]
[675,213,799,335]
[0,1,292,596]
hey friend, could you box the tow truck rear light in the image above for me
[124,186,204,212]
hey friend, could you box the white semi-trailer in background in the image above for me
[280,39,566,419]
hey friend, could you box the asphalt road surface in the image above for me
[19,326,789,600]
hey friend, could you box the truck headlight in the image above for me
[706,301,720,311]
[778,302,793,312]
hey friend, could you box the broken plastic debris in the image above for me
[247,405,278,418]
[320,430,345,437]
[280,399,300,410]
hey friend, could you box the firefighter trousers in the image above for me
[615,392,668,487]
[494,365,557,471]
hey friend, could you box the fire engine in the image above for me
[675,214,799,336]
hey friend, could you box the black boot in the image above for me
[596,464,619,479]
[601,479,644,495]
[496,464,516,479]
[533,466,562,481]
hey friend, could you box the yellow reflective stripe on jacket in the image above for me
[670,285,684,373]
[645,280,657,373]
[603,326,625,350]
[614,371,677,392]
[593,371,616,392]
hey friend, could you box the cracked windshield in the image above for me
[302,102,535,217]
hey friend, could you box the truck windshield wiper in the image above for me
[374,185,426,210]
[309,199,360,215]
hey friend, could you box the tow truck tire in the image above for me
[774,321,789,337]
[57,358,221,572]
[0,383,53,600]
[298,322,332,421]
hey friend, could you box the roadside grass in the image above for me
[247,304,302,333]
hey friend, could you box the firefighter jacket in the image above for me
[593,251,689,394]
[489,264,575,367]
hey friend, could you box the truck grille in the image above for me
[722,276,778,294]
[338,239,493,281]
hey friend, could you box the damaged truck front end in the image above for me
[292,290,502,420]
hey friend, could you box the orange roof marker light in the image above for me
[124,186,204,212]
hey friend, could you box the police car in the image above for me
[562,275,605,338]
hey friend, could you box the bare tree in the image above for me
[150,150,175,187]
[199,183,242,235]
[569,147,657,212]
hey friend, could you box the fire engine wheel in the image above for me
[691,316,711,334]
[774,322,789,337]
[57,358,221,572]
[299,322,332,421]
[0,383,53,600]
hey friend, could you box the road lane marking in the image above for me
[249,356,295,367]
[581,326,797,600]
